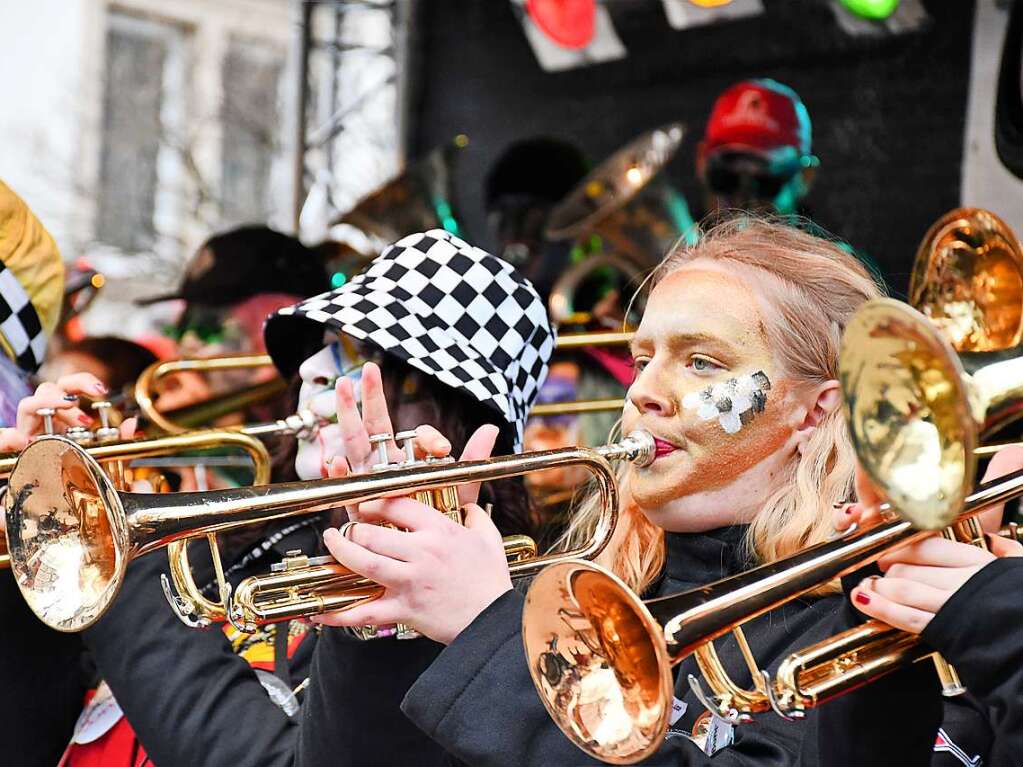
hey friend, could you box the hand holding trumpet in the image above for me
[838,446,1023,635]
[311,360,515,644]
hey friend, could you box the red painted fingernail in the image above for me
[78,414,92,425]
[94,383,107,394]
[854,592,871,605]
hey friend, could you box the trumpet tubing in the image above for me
[4,431,653,633]
[771,620,931,712]
[228,535,539,632]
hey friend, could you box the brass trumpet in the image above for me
[137,332,634,430]
[0,409,318,576]
[0,404,276,570]
[4,431,654,633]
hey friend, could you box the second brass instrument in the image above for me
[520,295,1023,763]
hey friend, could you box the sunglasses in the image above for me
[704,152,798,200]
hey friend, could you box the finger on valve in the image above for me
[17,391,89,433]
[358,363,402,464]
[412,424,452,460]
[322,524,408,586]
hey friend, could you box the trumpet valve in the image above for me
[35,407,56,435]
[395,430,419,464]
[91,401,120,442]
[369,432,395,471]
[271,549,312,572]
[65,426,95,444]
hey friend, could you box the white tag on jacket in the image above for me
[669,697,688,725]
[72,682,124,744]
[254,668,300,717]
[703,714,735,755]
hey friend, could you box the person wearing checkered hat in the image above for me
[263,227,555,481]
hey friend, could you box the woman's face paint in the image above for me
[681,371,772,435]
[621,263,804,528]
[294,338,362,480]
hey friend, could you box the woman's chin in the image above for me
[629,467,693,517]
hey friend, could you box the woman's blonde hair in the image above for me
[560,216,884,593]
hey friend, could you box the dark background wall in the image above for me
[407,0,976,296]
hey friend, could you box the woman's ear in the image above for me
[794,379,841,453]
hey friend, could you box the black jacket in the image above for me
[814,562,1016,767]
[1,574,87,767]
[298,526,843,766]
[72,517,325,766]
[924,557,1023,766]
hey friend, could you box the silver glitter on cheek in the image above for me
[681,370,772,435]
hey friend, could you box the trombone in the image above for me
[134,354,285,434]
[520,464,1023,764]
[520,297,1023,763]
[134,330,636,430]
[3,430,654,633]
[532,330,633,418]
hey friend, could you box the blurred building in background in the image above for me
[0,0,408,336]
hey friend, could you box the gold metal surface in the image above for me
[5,431,654,633]
[134,354,284,434]
[909,207,1023,352]
[522,420,1023,760]
[840,298,1023,531]
[0,414,315,615]
[226,431,653,632]
[545,123,685,245]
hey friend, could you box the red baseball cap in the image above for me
[703,79,812,158]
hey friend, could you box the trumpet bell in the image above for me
[840,298,975,530]
[4,437,128,631]
[909,207,1023,352]
[523,560,672,765]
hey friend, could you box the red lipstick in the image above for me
[653,438,680,457]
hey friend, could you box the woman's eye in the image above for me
[631,357,650,375]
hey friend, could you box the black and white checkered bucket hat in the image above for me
[264,230,555,450]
